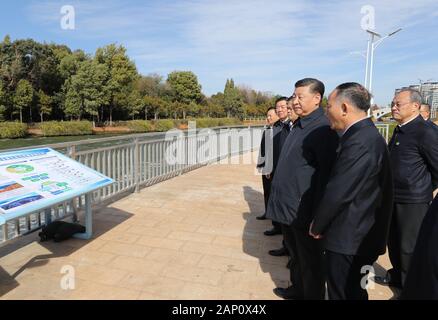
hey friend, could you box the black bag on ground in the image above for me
[39,221,86,242]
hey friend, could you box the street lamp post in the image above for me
[364,28,402,114]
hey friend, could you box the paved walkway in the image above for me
[0,153,398,300]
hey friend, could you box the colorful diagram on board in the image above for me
[6,164,35,174]
[40,181,72,195]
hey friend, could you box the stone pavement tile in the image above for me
[136,235,184,250]
[143,248,203,266]
[176,283,223,300]
[167,231,215,244]
[126,225,172,238]
[74,264,128,286]
[68,250,117,266]
[118,273,186,298]
[161,265,224,287]
[109,255,167,275]
[197,254,259,275]
[155,221,200,232]
[99,232,140,244]
[99,242,151,258]
[69,281,141,300]
[196,225,245,238]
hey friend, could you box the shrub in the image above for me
[217,118,242,126]
[40,121,93,137]
[0,122,27,139]
[154,119,175,132]
[125,120,153,133]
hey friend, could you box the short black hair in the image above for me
[295,78,325,97]
[275,96,288,106]
[420,104,431,111]
[334,82,371,112]
[266,106,276,113]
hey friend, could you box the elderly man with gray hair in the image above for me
[375,88,438,290]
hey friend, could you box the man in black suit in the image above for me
[266,78,339,299]
[309,82,393,300]
[420,104,431,121]
[376,89,438,289]
[401,195,438,300]
[259,97,291,237]
[257,107,279,219]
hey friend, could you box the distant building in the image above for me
[395,82,438,119]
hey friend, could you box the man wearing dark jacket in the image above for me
[310,82,393,300]
[258,98,291,237]
[257,107,279,217]
[376,89,438,289]
[266,78,339,299]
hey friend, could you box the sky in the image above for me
[1,0,438,106]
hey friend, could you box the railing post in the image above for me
[67,145,76,159]
[134,138,140,193]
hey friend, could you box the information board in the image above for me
[0,147,114,225]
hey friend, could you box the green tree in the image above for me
[64,60,108,121]
[223,79,243,118]
[14,79,33,123]
[167,71,202,118]
[95,44,138,125]
[0,80,6,121]
[37,89,52,122]
[144,95,166,120]
[126,90,143,120]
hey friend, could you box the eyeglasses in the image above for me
[391,101,411,109]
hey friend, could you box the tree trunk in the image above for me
[40,113,43,123]
[183,110,186,120]
[109,106,113,126]
[29,106,32,124]
[154,112,158,121]
[144,106,148,120]
[19,108,22,123]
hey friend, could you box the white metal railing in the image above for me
[0,126,263,243]
[375,123,390,142]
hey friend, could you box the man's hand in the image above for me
[266,174,271,180]
[309,221,323,239]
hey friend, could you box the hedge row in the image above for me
[39,121,94,137]
[0,118,244,139]
[116,118,242,132]
[0,122,28,139]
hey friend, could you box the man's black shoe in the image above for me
[269,247,288,257]
[256,214,267,220]
[374,274,402,289]
[273,287,303,300]
[264,228,282,236]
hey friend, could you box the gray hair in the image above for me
[397,88,423,105]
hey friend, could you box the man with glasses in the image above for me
[375,89,438,290]
[259,98,290,238]
[266,78,339,299]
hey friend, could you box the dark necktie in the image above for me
[389,126,400,151]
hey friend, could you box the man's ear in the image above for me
[341,103,348,116]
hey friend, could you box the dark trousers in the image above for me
[281,224,295,281]
[284,224,325,299]
[326,251,377,300]
[262,175,281,230]
[388,202,429,287]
